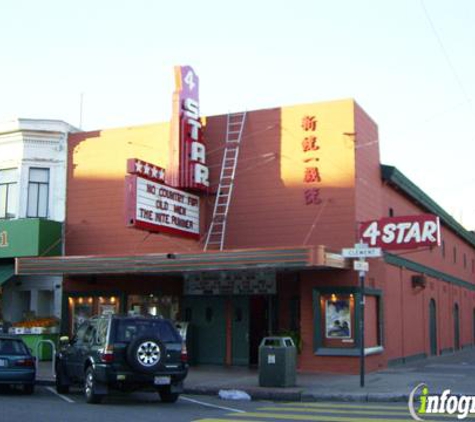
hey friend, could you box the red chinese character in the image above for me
[302,136,319,152]
[304,188,323,205]
[301,116,317,131]
[303,167,322,183]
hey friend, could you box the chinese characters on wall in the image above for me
[301,115,323,205]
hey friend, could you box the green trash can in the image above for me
[258,336,296,387]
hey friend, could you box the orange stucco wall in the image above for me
[67,99,361,255]
[64,97,475,373]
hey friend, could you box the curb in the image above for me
[37,379,411,403]
[184,386,302,402]
[301,392,409,402]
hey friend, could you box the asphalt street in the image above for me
[0,385,456,422]
[0,386,258,422]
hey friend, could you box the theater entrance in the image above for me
[182,294,276,366]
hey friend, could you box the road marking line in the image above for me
[232,411,411,421]
[181,396,246,413]
[289,402,408,410]
[45,386,75,403]
[193,420,259,422]
[193,418,256,422]
[260,406,408,415]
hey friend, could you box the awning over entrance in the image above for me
[0,262,14,285]
[15,246,348,276]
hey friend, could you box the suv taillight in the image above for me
[180,343,188,363]
[99,345,114,363]
[15,358,35,367]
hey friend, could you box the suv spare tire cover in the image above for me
[126,336,165,374]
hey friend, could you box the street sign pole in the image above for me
[341,242,381,388]
[359,259,365,388]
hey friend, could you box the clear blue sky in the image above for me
[1,0,474,228]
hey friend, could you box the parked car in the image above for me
[55,314,188,404]
[0,334,36,394]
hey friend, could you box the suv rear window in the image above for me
[114,319,181,343]
[0,339,28,355]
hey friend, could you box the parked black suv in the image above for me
[55,314,188,404]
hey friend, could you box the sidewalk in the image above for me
[37,347,475,402]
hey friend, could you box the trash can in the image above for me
[258,336,296,387]
[175,321,195,365]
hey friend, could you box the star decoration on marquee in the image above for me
[127,158,166,183]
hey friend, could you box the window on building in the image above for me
[453,247,457,264]
[464,253,467,269]
[0,168,18,219]
[388,208,394,217]
[27,168,50,218]
[442,241,446,258]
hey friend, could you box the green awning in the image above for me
[0,263,14,285]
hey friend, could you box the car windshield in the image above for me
[0,339,28,355]
[115,319,181,343]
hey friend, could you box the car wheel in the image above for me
[55,364,70,394]
[126,336,165,374]
[23,384,34,395]
[84,367,103,404]
[159,388,179,403]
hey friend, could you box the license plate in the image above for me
[154,376,170,385]
[0,359,7,367]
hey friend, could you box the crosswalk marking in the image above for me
[231,412,412,421]
[193,401,473,421]
[289,402,409,410]
[260,406,409,415]
[193,420,260,422]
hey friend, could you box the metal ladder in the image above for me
[204,111,247,251]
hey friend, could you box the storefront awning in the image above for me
[15,246,348,276]
[0,262,14,285]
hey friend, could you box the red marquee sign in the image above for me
[359,214,441,250]
[125,173,200,240]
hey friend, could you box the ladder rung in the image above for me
[205,112,246,251]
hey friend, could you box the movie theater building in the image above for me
[16,68,475,372]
